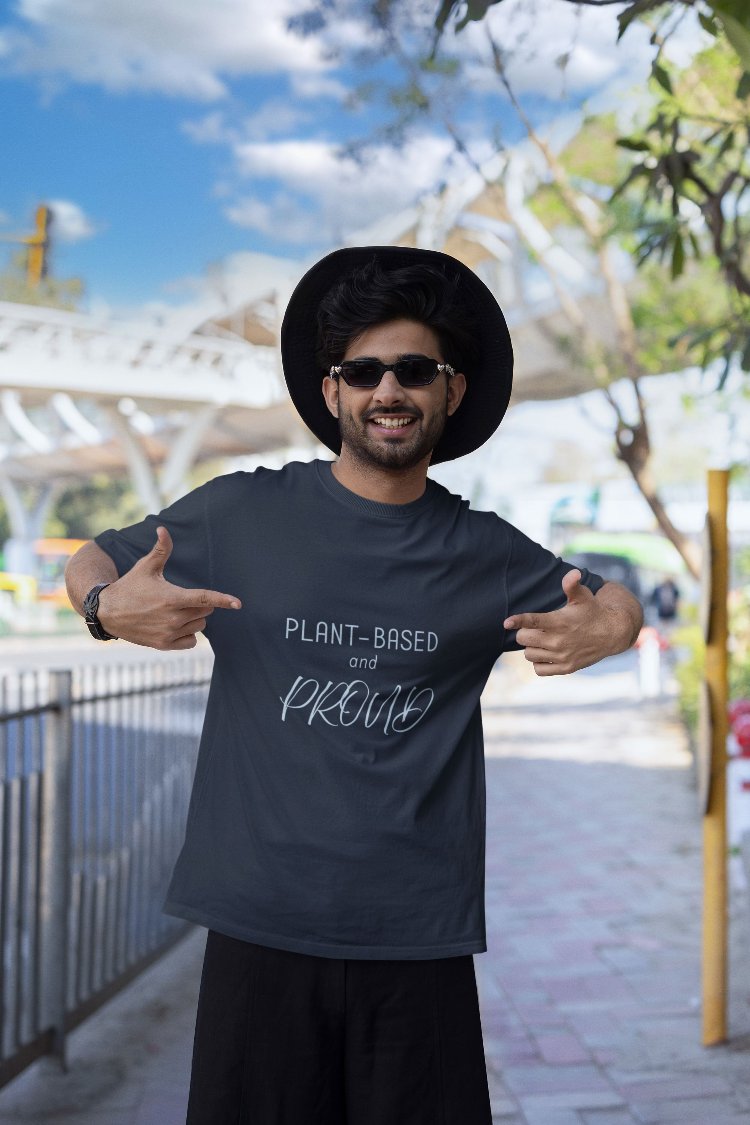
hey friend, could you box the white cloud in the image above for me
[48,198,97,242]
[448,0,651,96]
[225,194,317,245]
[240,101,314,142]
[290,72,348,101]
[225,132,460,245]
[4,0,333,99]
[181,111,237,146]
[5,0,684,105]
[398,0,705,99]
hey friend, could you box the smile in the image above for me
[369,416,416,430]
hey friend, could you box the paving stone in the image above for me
[534,1031,592,1065]
[489,1096,521,1118]
[631,1100,749,1124]
[581,1112,639,1125]
[519,1091,626,1112]
[502,1065,615,1097]
[614,1074,734,1101]
[522,1108,582,1125]
[134,1092,188,1125]
[481,658,750,1125]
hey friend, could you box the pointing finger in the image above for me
[504,611,545,631]
[171,586,242,611]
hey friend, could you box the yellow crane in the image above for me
[0,204,53,287]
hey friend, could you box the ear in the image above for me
[321,374,339,418]
[446,373,466,417]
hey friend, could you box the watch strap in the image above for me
[83,583,117,641]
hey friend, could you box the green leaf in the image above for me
[671,234,686,279]
[610,163,651,200]
[737,71,750,99]
[741,333,750,372]
[713,9,750,72]
[616,137,652,152]
[698,11,720,35]
[717,129,736,157]
[652,63,674,95]
[419,54,460,76]
[617,0,660,42]
[456,0,503,32]
[434,0,458,36]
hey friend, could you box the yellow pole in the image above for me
[702,467,729,1046]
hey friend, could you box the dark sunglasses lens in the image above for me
[338,357,439,387]
[395,358,437,385]
[340,361,383,387]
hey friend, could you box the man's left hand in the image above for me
[503,570,642,677]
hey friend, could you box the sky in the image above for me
[0,0,703,319]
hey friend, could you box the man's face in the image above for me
[321,319,466,472]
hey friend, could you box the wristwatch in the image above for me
[82,583,117,641]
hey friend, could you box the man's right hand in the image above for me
[96,526,242,650]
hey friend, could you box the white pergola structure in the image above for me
[0,297,308,573]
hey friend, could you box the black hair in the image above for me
[315,257,480,373]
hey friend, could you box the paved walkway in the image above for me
[2,650,749,1124]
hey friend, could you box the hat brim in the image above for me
[280,245,513,464]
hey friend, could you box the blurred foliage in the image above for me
[730,585,750,700]
[45,476,142,540]
[629,258,733,376]
[433,0,750,73]
[672,579,750,736]
[672,615,705,733]
[613,40,750,380]
[524,108,736,379]
[0,250,83,311]
[734,543,750,582]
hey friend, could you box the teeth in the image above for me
[372,417,413,428]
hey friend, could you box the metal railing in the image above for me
[0,655,212,1088]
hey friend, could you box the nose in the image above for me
[372,368,405,406]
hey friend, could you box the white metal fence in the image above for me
[0,656,211,1087]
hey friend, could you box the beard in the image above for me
[337,395,449,472]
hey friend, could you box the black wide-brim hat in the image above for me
[280,245,513,464]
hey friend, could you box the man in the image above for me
[66,246,642,1125]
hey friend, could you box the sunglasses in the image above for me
[329,356,455,388]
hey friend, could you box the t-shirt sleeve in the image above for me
[503,523,605,653]
[94,480,213,593]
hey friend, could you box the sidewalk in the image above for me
[2,651,749,1124]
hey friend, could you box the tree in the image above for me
[0,250,83,311]
[613,40,750,381]
[292,1,741,576]
[45,475,141,540]
[432,2,750,380]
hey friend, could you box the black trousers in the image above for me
[187,931,492,1125]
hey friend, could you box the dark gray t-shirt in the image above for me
[95,459,603,960]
